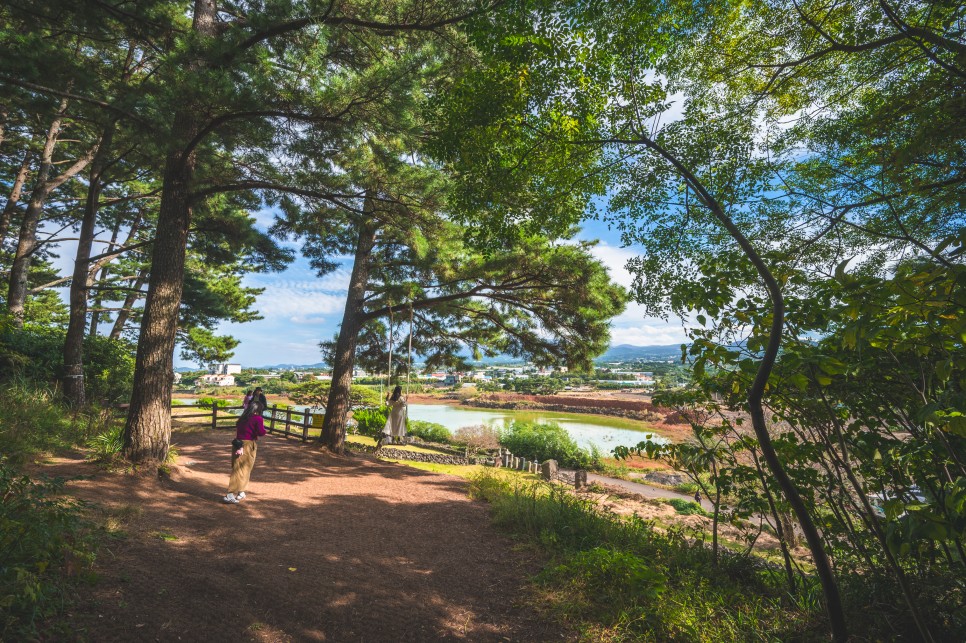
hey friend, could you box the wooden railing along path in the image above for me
[171,403,321,442]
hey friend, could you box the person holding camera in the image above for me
[224,400,267,504]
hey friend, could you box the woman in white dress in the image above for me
[381,385,407,444]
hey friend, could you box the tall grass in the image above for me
[0,459,96,640]
[0,378,77,465]
[469,471,825,641]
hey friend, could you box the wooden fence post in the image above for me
[302,410,310,442]
[211,404,218,430]
[269,405,277,432]
[284,407,292,436]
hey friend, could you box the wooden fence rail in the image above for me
[170,403,320,442]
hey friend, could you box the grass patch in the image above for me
[379,459,540,482]
[346,434,378,447]
[468,470,825,641]
[666,498,711,517]
[98,504,143,537]
[0,459,97,640]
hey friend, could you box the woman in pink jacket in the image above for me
[224,401,267,504]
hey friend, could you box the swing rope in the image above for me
[386,304,394,402]
[405,302,414,401]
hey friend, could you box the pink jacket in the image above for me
[236,415,266,441]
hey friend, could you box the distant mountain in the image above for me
[597,343,684,362]
[251,362,328,370]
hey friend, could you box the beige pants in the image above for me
[228,440,257,494]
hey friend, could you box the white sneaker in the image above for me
[237,492,246,500]
[223,493,239,504]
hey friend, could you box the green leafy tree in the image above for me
[180,327,239,370]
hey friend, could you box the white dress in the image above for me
[382,399,407,438]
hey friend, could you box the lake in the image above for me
[406,403,667,453]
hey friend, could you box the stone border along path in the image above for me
[43,429,569,642]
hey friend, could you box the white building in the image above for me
[209,363,242,375]
[199,373,236,387]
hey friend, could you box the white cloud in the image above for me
[245,264,352,322]
[588,243,695,346]
[589,242,638,289]
[610,322,688,346]
[257,288,346,320]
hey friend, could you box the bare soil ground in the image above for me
[42,429,568,642]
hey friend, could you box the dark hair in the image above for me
[389,385,402,402]
[236,400,264,428]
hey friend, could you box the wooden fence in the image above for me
[171,403,321,442]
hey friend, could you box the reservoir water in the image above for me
[406,403,667,452]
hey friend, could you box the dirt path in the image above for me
[579,472,713,511]
[45,429,566,642]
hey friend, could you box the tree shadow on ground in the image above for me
[45,429,563,642]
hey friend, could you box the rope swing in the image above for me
[385,300,415,400]
[379,300,415,445]
[386,303,394,396]
[405,302,414,401]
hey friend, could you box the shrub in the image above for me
[86,423,124,462]
[196,397,229,408]
[511,376,564,395]
[0,379,74,465]
[289,381,381,409]
[0,459,95,639]
[542,547,665,609]
[0,323,135,405]
[352,407,387,437]
[666,498,710,516]
[453,424,501,452]
[499,420,599,469]
[407,420,452,443]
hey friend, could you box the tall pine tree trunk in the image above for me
[109,269,147,339]
[0,150,31,247]
[89,216,123,336]
[7,100,95,326]
[7,101,66,325]
[122,0,217,464]
[63,121,116,407]
[322,210,378,453]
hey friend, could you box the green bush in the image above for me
[666,498,710,516]
[289,381,381,409]
[511,376,564,395]
[0,323,135,405]
[0,459,95,639]
[408,420,452,443]
[352,407,387,437]
[0,379,75,465]
[498,420,599,469]
[86,423,124,463]
[542,547,665,609]
[196,397,229,408]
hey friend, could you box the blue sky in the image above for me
[196,213,690,368]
